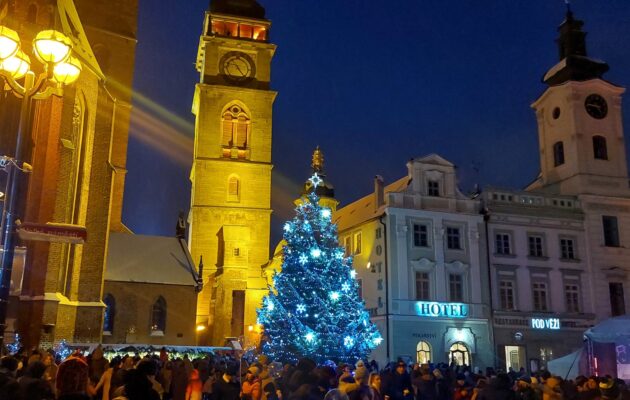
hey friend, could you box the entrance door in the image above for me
[505,345,526,371]
[449,342,471,366]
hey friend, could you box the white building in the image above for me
[335,155,493,369]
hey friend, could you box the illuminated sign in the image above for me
[531,317,560,330]
[415,302,468,318]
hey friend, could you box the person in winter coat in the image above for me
[416,366,436,400]
[453,374,472,400]
[477,373,517,400]
[18,360,55,400]
[242,365,263,400]
[434,369,451,400]
[186,369,203,400]
[387,362,413,400]
[210,364,240,400]
[541,376,563,400]
[515,377,539,400]
[114,368,161,400]
[56,355,91,400]
[0,356,21,400]
[368,372,384,400]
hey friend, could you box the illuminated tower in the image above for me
[190,0,276,344]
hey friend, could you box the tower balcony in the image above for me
[222,145,250,160]
[205,13,269,42]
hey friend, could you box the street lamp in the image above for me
[0,25,81,347]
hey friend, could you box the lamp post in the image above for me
[0,26,81,347]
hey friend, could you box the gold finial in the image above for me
[311,146,324,173]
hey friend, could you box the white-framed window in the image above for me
[564,281,580,313]
[495,233,511,255]
[532,282,548,311]
[354,232,362,255]
[528,235,544,257]
[415,272,430,300]
[560,238,576,260]
[446,227,461,250]
[417,341,432,364]
[499,280,515,310]
[449,274,463,302]
[413,224,429,247]
[427,180,440,196]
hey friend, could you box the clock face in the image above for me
[584,94,608,119]
[220,51,255,83]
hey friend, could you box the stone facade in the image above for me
[2,0,138,347]
[102,281,197,346]
[189,4,276,345]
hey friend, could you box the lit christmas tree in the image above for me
[258,173,382,364]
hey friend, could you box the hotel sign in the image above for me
[531,317,561,330]
[415,302,468,318]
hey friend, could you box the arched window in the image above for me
[416,341,432,364]
[449,342,471,366]
[103,294,115,333]
[221,104,250,159]
[227,176,240,202]
[553,141,564,167]
[151,296,167,333]
[27,4,38,23]
[593,135,608,160]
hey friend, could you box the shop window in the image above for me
[415,272,430,301]
[505,345,526,372]
[416,341,432,364]
[499,280,515,310]
[446,227,461,250]
[449,342,471,366]
[449,274,463,302]
[603,216,620,247]
[609,282,626,317]
[560,238,576,260]
[151,296,167,333]
[528,235,544,257]
[413,224,428,247]
[532,282,548,311]
[539,347,554,369]
[103,294,115,334]
[553,141,564,166]
[495,233,511,255]
[593,135,608,160]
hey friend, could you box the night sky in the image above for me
[122,1,630,250]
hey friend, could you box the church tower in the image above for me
[190,0,276,344]
[528,8,629,197]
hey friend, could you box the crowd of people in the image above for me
[0,346,628,400]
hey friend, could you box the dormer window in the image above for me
[427,180,440,197]
[593,135,608,160]
[553,141,565,167]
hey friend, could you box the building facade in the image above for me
[1,0,138,347]
[482,188,594,372]
[189,0,276,345]
[335,155,493,369]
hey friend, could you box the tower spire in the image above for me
[543,5,609,85]
[311,146,324,173]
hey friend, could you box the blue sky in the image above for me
[123,1,630,249]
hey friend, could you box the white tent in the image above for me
[547,349,582,380]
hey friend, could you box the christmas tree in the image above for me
[258,174,382,364]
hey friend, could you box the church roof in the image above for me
[334,176,410,232]
[106,232,199,286]
[210,0,266,19]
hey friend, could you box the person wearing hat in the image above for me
[210,363,240,400]
[346,367,370,400]
[242,365,262,400]
[454,373,472,400]
[515,376,537,400]
[599,377,623,400]
[386,361,413,400]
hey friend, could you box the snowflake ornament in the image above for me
[309,173,323,188]
[299,254,308,265]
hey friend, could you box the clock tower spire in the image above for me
[528,7,629,197]
[190,0,276,345]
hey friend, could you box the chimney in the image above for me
[374,175,384,209]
